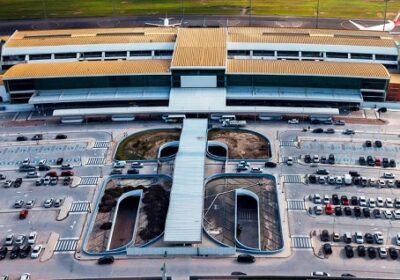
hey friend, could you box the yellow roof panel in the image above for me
[3,60,171,80]
[0,75,3,85]
[228,27,395,48]
[171,28,226,68]
[6,27,177,47]
[227,59,389,78]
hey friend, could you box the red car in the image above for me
[325,203,334,215]
[375,158,381,166]
[19,210,28,219]
[45,171,58,177]
[61,171,74,177]
[341,195,349,206]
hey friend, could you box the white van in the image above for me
[112,161,126,168]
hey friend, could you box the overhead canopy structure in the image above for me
[164,119,208,244]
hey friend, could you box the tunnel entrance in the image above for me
[236,194,259,249]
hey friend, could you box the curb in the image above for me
[70,176,81,188]
[56,196,73,221]
[40,232,59,262]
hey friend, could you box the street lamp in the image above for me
[315,0,320,28]
[383,0,389,32]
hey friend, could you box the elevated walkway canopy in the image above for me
[164,119,208,244]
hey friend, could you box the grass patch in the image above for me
[0,0,399,20]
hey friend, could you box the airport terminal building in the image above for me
[0,27,399,117]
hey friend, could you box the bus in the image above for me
[61,116,84,124]
[162,114,186,123]
[111,114,135,122]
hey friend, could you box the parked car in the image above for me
[38,165,51,171]
[314,205,323,215]
[19,245,31,258]
[363,207,370,218]
[378,247,388,259]
[368,247,377,259]
[375,140,383,148]
[61,170,74,177]
[10,246,20,259]
[27,232,37,244]
[345,245,354,258]
[26,171,39,178]
[357,245,366,257]
[56,157,64,165]
[383,172,395,179]
[312,128,324,133]
[43,198,54,208]
[31,134,43,141]
[359,156,366,165]
[386,198,394,208]
[388,247,398,260]
[311,272,330,277]
[4,233,14,246]
[31,245,42,259]
[320,230,330,242]
[325,128,335,134]
[365,233,374,244]
[332,194,340,205]
[365,140,372,147]
[304,155,312,164]
[286,156,293,166]
[16,136,28,141]
[15,235,25,246]
[0,246,8,260]
[14,199,24,208]
[288,119,299,124]
[373,209,381,218]
[110,169,122,175]
[54,199,63,207]
[383,210,393,219]
[393,210,400,220]
[390,159,396,168]
[355,232,364,244]
[45,171,58,177]
[333,232,340,242]
[61,164,73,170]
[316,169,329,175]
[344,207,352,216]
[374,232,384,244]
[325,203,333,215]
[236,254,255,263]
[55,134,67,139]
[313,193,322,204]
[250,167,263,173]
[323,243,332,255]
[344,232,352,244]
[19,165,36,172]
[343,129,355,135]
[264,161,277,168]
[354,207,361,217]
[335,206,343,216]
[19,273,30,280]
[334,120,345,126]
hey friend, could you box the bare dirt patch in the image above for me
[115,129,181,160]
[85,177,171,253]
[204,176,283,251]
[208,129,270,159]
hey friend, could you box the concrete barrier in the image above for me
[40,232,59,262]
[57,196,73,221]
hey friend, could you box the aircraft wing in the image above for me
[349,20,367,30]
[145,23,163,27]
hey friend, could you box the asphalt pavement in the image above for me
[1,14,400,35]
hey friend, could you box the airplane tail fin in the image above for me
[394,12,400,26]
[349,20,366,30]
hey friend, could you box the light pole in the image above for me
[249,0,252,26]
[315,0,320,28]
[383,0,389,31]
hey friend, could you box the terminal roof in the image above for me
[165,28,226,68]
[227,59,390,79]
[3,60,171,80]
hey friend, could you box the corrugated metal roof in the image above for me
[3,60,171,80]
[171,28,226,68]
[228,27,395,48]
[227,59,390,78]
[164,119,208,243]
[5,28,177,47]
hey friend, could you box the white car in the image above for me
[31,245,42,259]
[288,119,299,124]
[368,198,376,208]
[43,198,54,208]
[386,198,394,208]
[22,158,30,165]
[313,155,319,163]
[26,171,39,178]
[4,233,14,245]
[311,272,330,277]
[392,210,400,220]
[323,195,330,204]
[25,200,35,209]
[313,193,322,204]
[250,167,263,173]
[374,232,384,244]
[286,157,293,166]
[378,179,386,187]
[379,247,388,259]
[20,273,30,280]
[28,231,37,244]
[369,178,377,187]
[396,233,400,246]
[43,176,51,186]
[383,172,395,179]
[15,234,26,246]
[335,176,343,185]
[376,197,384,207]
[383,210,393,219]
[112,161,126,168]
[355,232,364,244]
[359,196,367,207]
[387,180,395,188]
